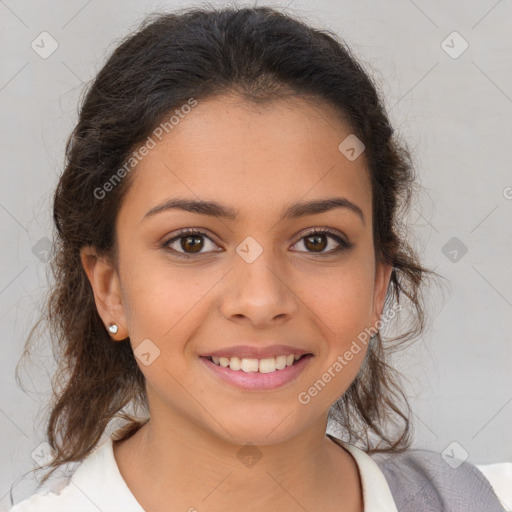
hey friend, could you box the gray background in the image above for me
[1,0,511,508]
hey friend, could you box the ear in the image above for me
[370,261,393,332]
[80,245,128,341]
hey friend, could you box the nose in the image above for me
[220,249,298,329]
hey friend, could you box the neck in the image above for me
[113,415,362,512]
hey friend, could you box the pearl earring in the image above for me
[108,323,119,335]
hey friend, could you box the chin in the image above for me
[207,410,311,447]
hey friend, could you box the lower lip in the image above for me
[199,355,313,390]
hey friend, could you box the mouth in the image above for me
[201,353,312,373]
[199,353,313,390]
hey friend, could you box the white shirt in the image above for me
[8,435,512,511]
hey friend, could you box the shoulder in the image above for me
[8,482,84,512]
[370,448,509,512]
[8,437,142,512]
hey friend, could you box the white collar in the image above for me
[69,435,398,511]
[70,436,144,511]
[329,436,399,511]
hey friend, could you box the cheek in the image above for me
[300,268,374,405]
[120,253,221,345]
[300,259,375,341]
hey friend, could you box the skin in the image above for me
[81,93,392,512]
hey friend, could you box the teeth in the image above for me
[275,355,287,370]
[208,354,304,373]
[229,357,241,371]
[259,358,277,373]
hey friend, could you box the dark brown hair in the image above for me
[16,4,440,489]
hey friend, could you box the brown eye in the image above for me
[163,227,352,259]
[292,228,352,255]
[163,229,220,258]
[304,233,328,252]
[180,234,204,253]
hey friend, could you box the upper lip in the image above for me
[200,345,312,359]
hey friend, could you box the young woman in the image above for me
[9,5,510,512]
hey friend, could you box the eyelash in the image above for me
[161,227,353,259]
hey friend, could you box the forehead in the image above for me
[119,93,372,224]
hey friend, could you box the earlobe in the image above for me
[80,246,129,341]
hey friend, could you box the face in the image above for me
[82,93,391,446]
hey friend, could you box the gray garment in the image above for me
[371,449,507,511]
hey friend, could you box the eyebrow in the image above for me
[141,196,365,225]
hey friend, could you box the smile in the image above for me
[208,354,303,373]
[199,354,313,390]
